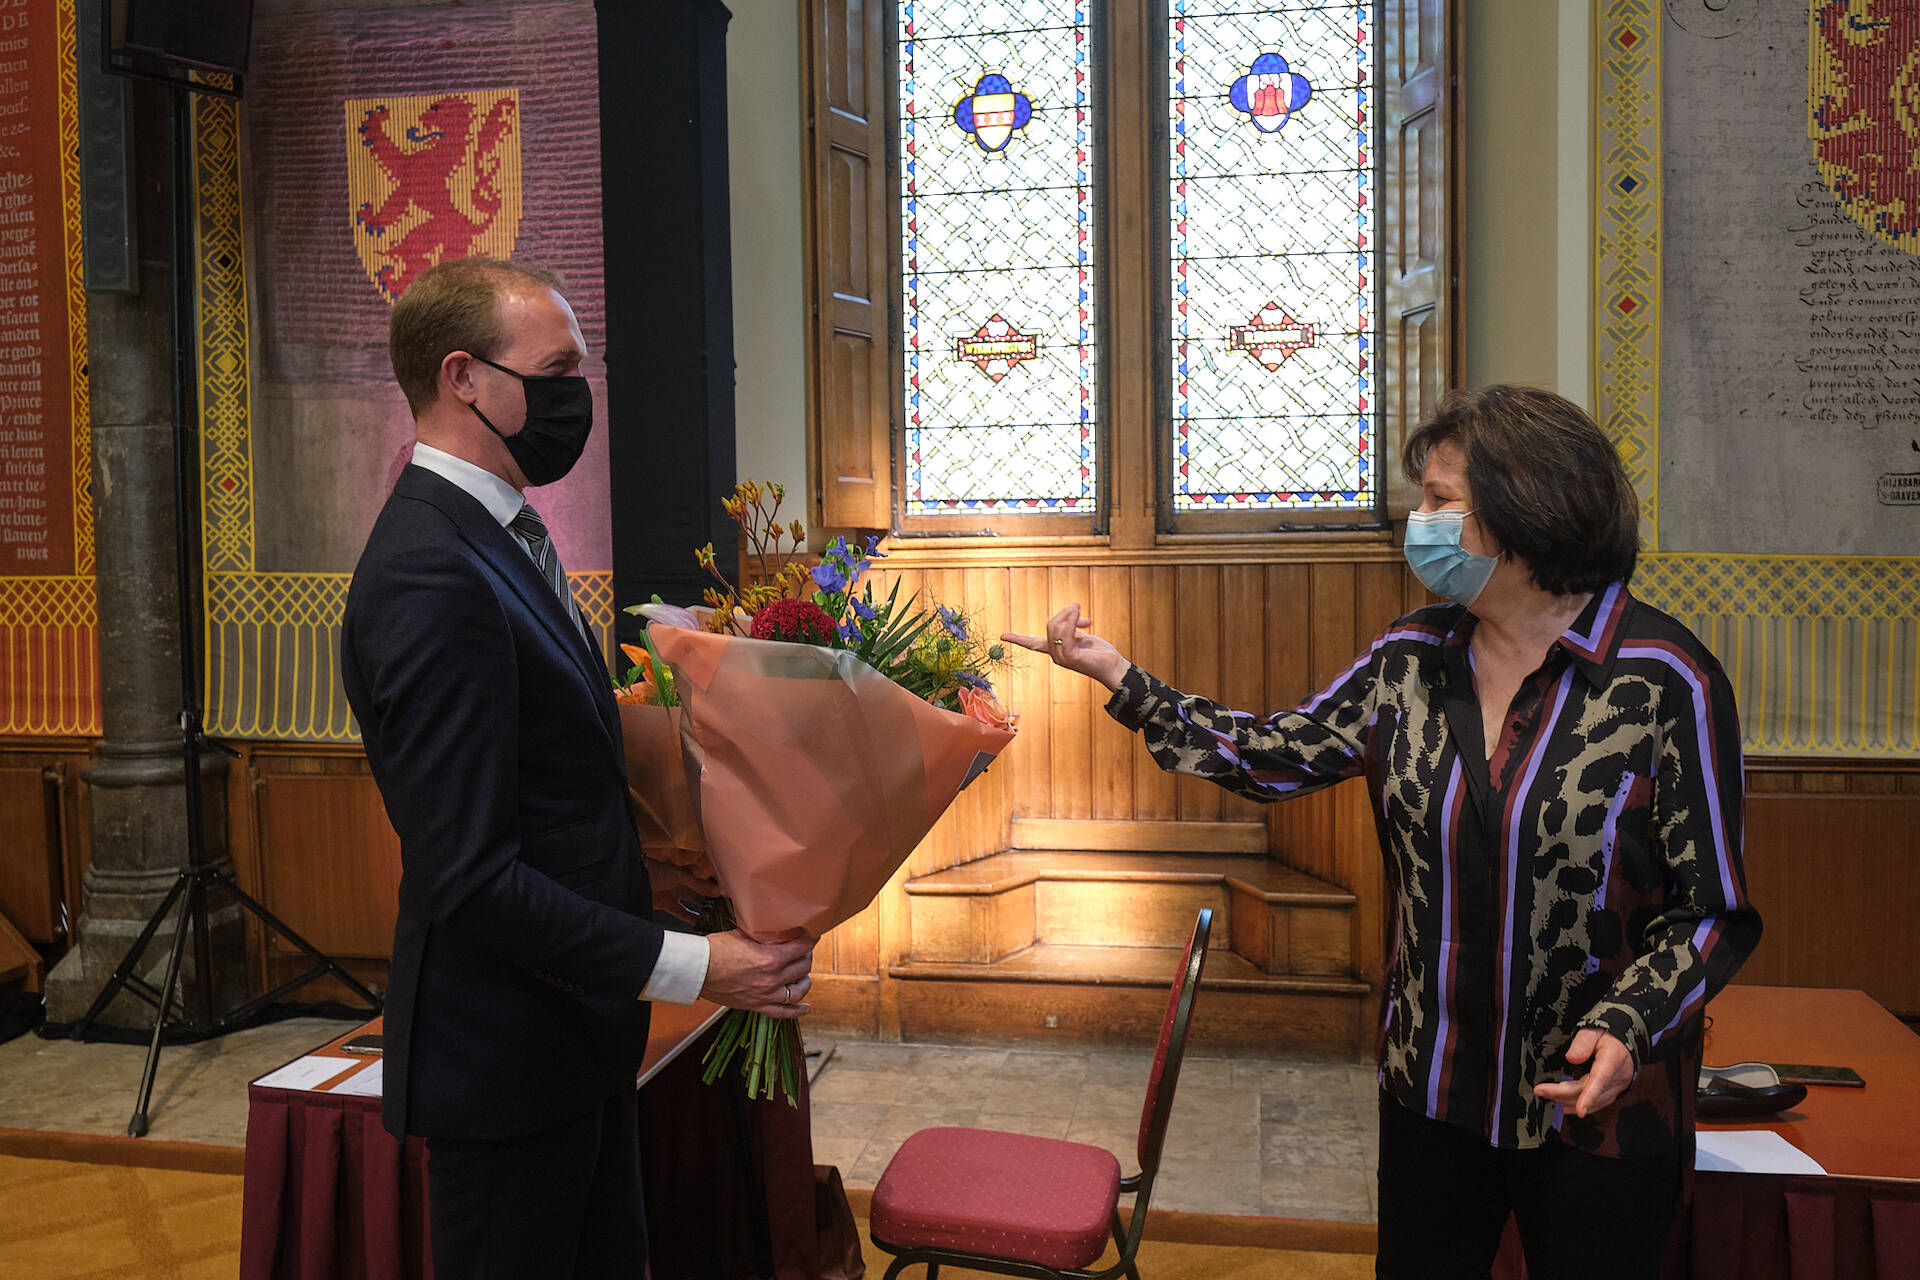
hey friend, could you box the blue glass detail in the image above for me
[953,73,1035,153]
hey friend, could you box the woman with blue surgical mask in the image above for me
[1005,385,1759,1280]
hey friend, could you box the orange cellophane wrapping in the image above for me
[619,703,713,878]
[644,625,1015,940]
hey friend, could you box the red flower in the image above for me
[750,598,837,644]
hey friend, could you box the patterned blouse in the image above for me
[1105,582,1760,1157]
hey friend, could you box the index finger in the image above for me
[1575,1069,1608,1118]
[1001,632,1048,652]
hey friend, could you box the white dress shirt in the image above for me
[408,442,710,1005]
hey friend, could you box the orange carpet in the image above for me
[0,1154,243,1280]
[0,1134,1375,1279]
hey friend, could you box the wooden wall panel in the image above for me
[1734,769,1920,1015]
[248,755,402,961]
[1007,567,1052,822]
[1088,567,1133,822]
[1217,565,1270,823]
[1172,565,1221,822]
[1128,565,1179,820]
[0,744,90,952]
[1048,566,1094,821]
[0,765,61,944]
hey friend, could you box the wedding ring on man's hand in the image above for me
[1050,639,1064,647]
[782,984,793,1007]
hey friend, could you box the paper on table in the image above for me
[1695,1129,1828,1176]
[331,1059,384,1097]
[254,1055,355,1092]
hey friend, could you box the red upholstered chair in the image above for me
[869,908,1214,1280]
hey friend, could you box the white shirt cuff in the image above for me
[640,930,710,1005]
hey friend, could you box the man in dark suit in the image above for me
[342,257,814,1278]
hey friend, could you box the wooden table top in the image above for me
[1701,985,1920,1182]
[266,999,728,1097]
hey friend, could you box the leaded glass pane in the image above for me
[900,1,1097,516]
[1169,3,1374,511]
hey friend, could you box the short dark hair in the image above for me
[1401,385,1640,595]
[388,257,566,414]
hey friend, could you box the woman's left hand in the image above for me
[1532,1028,1635,1118]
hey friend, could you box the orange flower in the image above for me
[957,684,1013,731]
[620,643,652,673]
[616,683,659,706]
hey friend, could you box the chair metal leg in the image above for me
[1110,1210,1142,1280]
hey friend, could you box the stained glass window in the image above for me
[899,1,1097,517]
[1168,3,1374,511]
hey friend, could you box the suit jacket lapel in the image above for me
[395,466,619,744]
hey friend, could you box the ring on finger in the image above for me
[782,984,792,1007]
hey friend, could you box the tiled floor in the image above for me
[0,1016,346,1147]
[810,1041,1380,1222]
[0,1021,1381,1223]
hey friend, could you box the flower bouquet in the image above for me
[618,482,1017,1104]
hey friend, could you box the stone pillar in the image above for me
[46,65,243,1027]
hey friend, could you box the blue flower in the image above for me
[812,561,850,593]
[838,621,864,645]
[937,606,969,640]
[864,535,889,560]
[851,597,877,622]
[956,671,989,691]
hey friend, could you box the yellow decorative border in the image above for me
[1597,2,1917,757]
[0,0,100,737]
[1594,1,1659,542]
[58,0,91,577]
[192,94,612,740]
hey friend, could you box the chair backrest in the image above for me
[1136,907,1212,1176]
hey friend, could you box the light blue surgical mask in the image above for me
[1404,509,1498,606]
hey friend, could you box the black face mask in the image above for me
[469,356,594,487]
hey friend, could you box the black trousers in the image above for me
[426,1087,647,1280]
[1375,1092,1679,1280]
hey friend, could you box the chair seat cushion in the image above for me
[871,1126,1124,1270]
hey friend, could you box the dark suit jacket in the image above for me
[341,464,663,1140]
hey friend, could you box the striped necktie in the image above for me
[508,503,585,637]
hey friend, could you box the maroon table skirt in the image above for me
[1492,1173,1920,1280]
[240,1027,843,1280]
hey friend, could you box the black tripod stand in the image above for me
[68,81,380,1138]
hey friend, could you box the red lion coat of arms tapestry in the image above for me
[1811,0,1920,256]
[344,88,523,301]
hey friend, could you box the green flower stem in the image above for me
[698,1008,803,1107]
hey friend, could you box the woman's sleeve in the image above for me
[1578,650,1762,1067]
[1102,644,1380,804]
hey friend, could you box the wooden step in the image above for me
[889,943,1371,1056]
[902,850,1357,977]
[891,943,1368,994]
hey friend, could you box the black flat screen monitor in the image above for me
[105,0,254,94]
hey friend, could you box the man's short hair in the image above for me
[388,257,566,414]
[1401,385,1640,596]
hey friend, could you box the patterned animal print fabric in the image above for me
[1104,583,1760,1156]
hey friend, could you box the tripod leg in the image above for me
[128,877,197,1138]
[211,869,383,1011]
[70,873,190,1040]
